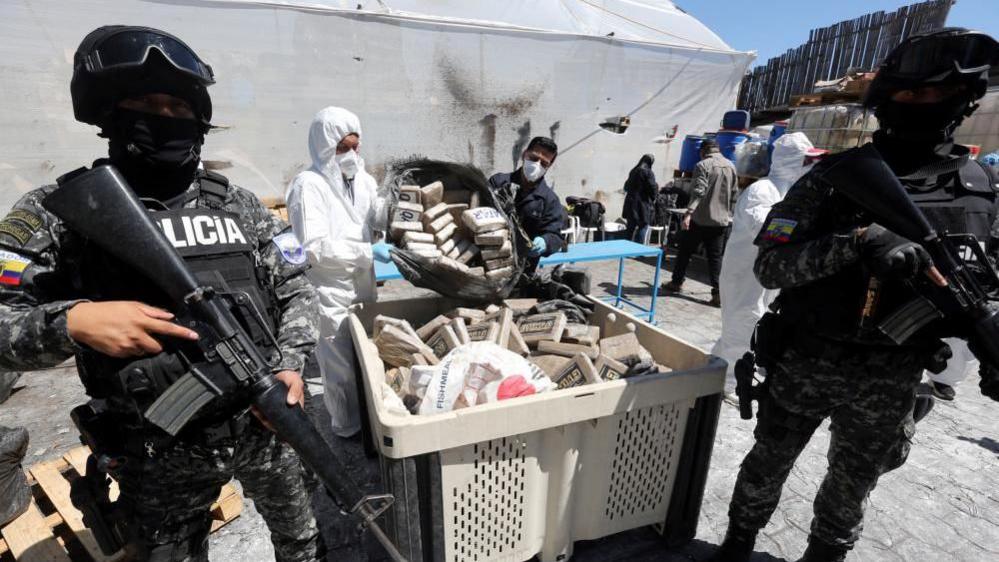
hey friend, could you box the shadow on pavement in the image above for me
[957,435,999,456]
[597,280,657,299]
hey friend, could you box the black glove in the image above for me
[859,223,933,280]
[980,362,999,402]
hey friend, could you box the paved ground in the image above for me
[2,250,997,561]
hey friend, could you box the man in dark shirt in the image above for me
[488,136,567,270]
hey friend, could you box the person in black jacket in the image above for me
[622,154,658,242]
[488,136,567,270]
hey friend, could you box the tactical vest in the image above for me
[781,157,998,345]
[73,172,279,422]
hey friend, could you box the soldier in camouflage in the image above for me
[0,27,323,561]
[712,29,999,562]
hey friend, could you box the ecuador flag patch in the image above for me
[762,218,797,243]
[0,250,31,286]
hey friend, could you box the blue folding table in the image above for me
[374,240,664,322]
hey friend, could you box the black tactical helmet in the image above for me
[865,27,998,108]
[71,26,215,128]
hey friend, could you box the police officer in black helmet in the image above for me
[0,26,323,561]
[710,29,999,562]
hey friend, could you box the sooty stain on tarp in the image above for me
[549,121,561,142]
[512,120,532,168]
[478,114,497,171]
[437,54,542,118]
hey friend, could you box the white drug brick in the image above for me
[433,222,458,245]
[402,231,434,246]
[420,181,444,207]
[485,266,513,280]
[475,230,509,246]
[426,213,454,233]
[481,240,512,260]
[398,185,422,205]
[422,202,450,222]
[438,238,456,255]
[461,207,507,233]
[485,257,513,270]
[392,201,423,224]
[389,221,424,241]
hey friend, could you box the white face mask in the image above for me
[336,150,360,179]
[522,159,546,183]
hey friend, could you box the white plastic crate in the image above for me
[349,297,724,562]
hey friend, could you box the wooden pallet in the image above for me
[0,446,242,562]
[260,197,290,222]
[789,90,865,108]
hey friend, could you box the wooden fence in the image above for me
[737,0,953,115]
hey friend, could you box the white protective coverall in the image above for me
[285,107,387,436]
[928,339,977,387]
[711,132,816,390]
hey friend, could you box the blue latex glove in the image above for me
[529,236,546,257]
[372,242,393,263]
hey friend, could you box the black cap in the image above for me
[71,26,214,128]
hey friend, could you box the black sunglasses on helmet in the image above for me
[84,29,215,85]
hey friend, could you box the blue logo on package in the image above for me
[273,232,306,265]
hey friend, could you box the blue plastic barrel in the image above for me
[769,121,787,149]
[722,110,751,131]
[768,120,788,165]
[716,130,750,163]
[679,135,704,172]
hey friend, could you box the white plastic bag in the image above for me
[417,342,552,415]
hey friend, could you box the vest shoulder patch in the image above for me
[272,232,306,265]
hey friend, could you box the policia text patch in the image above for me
[154,209,251,257]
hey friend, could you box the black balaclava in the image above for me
[105,105,204,200]
[102,60,209,200]
[873,90,976,176]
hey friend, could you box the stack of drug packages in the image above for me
[371,298,666,416]
[389,181,514,280]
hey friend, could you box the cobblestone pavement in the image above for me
[1,250,997,561]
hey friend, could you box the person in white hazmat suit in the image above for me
[285,106,391,437]
[927,340,976,400]
[711,133,822,393]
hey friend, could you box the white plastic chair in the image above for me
[579,221,601,242]
[560,215,579,245]
[643,225,666,246]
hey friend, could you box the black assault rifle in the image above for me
[44,165,406,561]
[821,145,999,365]
[735,145,999,421]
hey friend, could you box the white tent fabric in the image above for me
[222,0,735,51]
[0,1,754,215]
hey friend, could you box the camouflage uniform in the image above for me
[0,172,323,562]
[725,152,997,550]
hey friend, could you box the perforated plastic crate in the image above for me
[349,297,724,562]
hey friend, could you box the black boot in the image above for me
[797,538,849,562]
[709,288,721,308]
[707,527,757,562]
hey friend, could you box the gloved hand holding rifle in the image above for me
[824,145,999,402]
[45,165,407,561]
